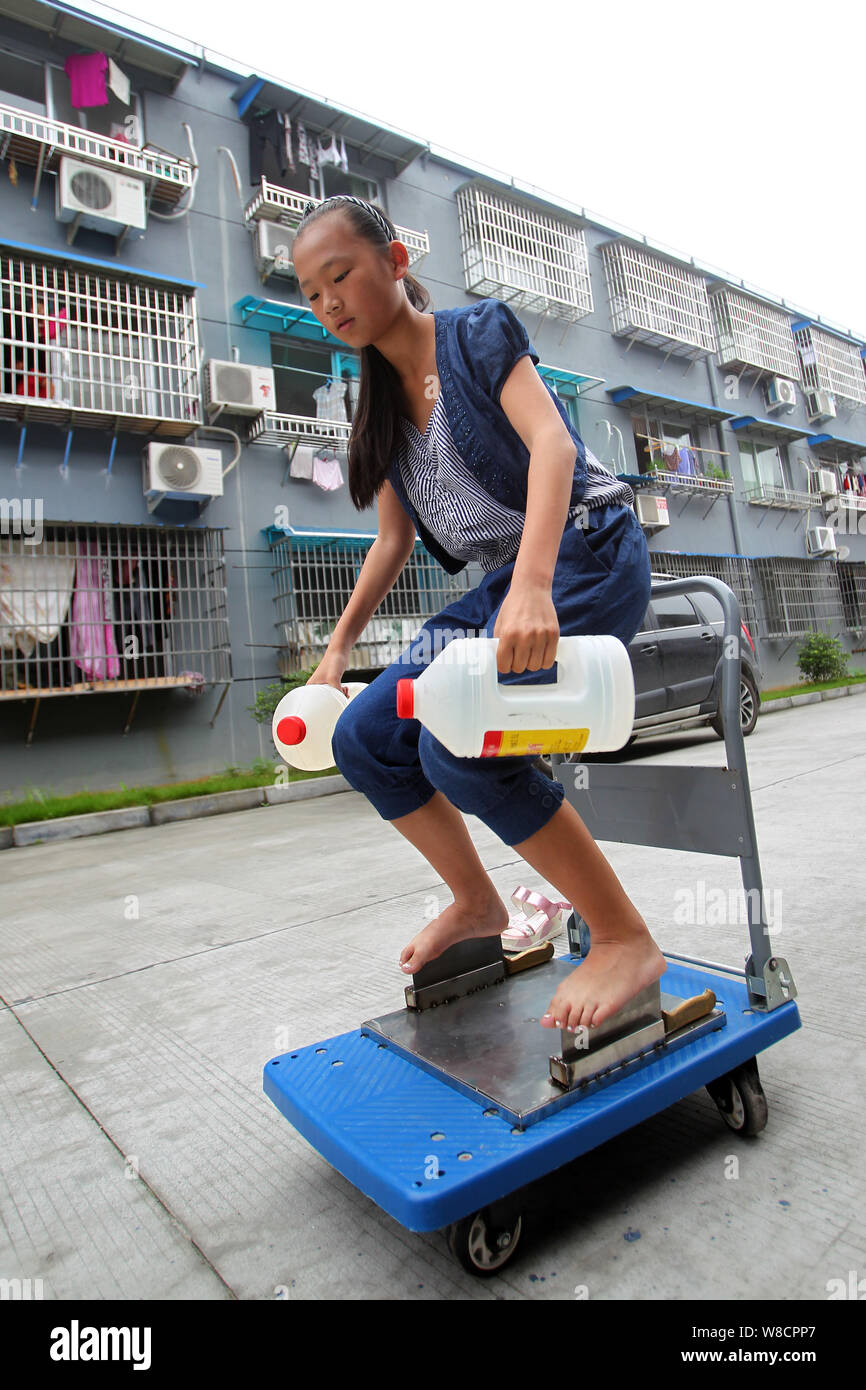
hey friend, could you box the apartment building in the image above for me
[1,0,864,797]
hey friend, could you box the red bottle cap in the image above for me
[276,715,306,745]
[396,679,414,718]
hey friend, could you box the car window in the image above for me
[692,593,724,625]
[652,594,700,630]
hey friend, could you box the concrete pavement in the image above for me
[1,696,864,1300]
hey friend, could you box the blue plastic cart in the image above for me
[264,578,801,1275]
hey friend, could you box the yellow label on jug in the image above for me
[481,728,590,756]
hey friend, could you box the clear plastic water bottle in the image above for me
[273,682,367,771]
[396,636,634,757]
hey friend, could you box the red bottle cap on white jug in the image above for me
[396,679,414,718]
[276,715,307,745]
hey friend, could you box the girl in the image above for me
[292,194,666,1035]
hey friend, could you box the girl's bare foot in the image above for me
[400,890,509,974]
[540,925,666,1032]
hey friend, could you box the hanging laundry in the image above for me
[338,135,349,174]
[248,109,292,185]
[312,378,348,422]
[663,445,679,470]
[311,446,345,492]
[347,376,361,411]
[107,57,130,105]
[64,52,109,108]
[0,544,76,658]
[289,445,315,480]
[280,113,295,173]
[677,446,697,476]
[317,132,342,168]
[296,120,311,165]
[8,157,17,187]
[70,541,120,681]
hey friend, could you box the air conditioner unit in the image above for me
[816,468,838,497]
[55,157,147,233]
[143,443,224,501]
[765,377,797,412]
[806,390,837,423]
[806,525,837,556]
[204,361,276,416]
[254,221,297,279]
[635,494,670,527]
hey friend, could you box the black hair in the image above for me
[294,196,432,510]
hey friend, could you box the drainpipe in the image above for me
[704,358,745,559]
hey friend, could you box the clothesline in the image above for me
[635,432,729,458]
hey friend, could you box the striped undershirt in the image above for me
[398,392,634,572]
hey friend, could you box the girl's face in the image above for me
[293,211,405,347]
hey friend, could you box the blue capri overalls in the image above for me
[332,501,651,846]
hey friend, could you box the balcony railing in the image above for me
[456,181,593,324]
[744,483,815,510]
[644,469,734,494]
[0,249,201,436]
[243,180,430,269]
[0,103,194,206]
[248,411,352,448]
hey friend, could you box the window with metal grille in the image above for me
[837,561,866,632]
[456,182,593,323]
[793,325,866,406]
[647,551,758,635]
[0,249,201,433]
[709,288,799,379]
[0,522,231,698]
[601,241,716,359]
[270,534,471,672]
[750,557,845,639]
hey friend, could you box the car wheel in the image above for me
[712,671,759,738]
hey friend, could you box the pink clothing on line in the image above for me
[70,541,120,681]
[64,52,109,108]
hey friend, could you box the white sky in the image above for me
[71,0,866,339]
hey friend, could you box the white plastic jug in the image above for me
[396,636,634,757]
[272,682,367,771]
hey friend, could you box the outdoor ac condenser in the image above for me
[143,443,224,501]
[805,525,837,556]
[55,157,147,233]
[635,494,670,527]
[204,360,276,416]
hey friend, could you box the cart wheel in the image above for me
[706,1057,768,1136]
[446,1205,523,1277]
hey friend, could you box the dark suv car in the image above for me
[628,577,762,741]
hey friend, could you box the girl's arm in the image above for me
[308,479,417,688]
[494,355,579,674]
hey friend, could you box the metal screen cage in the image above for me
[270,533,471,673]
[456,182,593,324]
[709,288,799,379]
[793,324,866,406]
[648,550,759,635]
[601,241,716,359]
[750,556,846,640]
[0,522,231,698]
[0,249,201,435]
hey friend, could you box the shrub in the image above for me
[795,632,850,683]
[247,669,317,725]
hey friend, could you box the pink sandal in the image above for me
[501,886,572,952]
